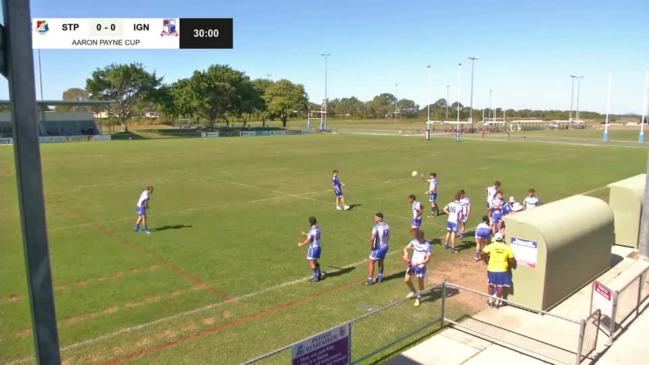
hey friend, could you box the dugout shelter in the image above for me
[608,174,646,248]
[503,195,614,311]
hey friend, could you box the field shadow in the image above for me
[153,224,193,232]
[380,270,406,283]
[323,266,355,280]
[346,204,363,211]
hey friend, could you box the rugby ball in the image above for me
[411,170,418,177]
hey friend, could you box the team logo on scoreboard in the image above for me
[35,20,49,34]
[160,19,178,36]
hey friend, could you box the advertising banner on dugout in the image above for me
[292,323,351,365]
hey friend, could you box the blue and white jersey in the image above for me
[372,222,391,248]
[524,196,540,209]
[412,200,423,219]
[308,225,321,248]
[408,239,432,265]
[428,178,438,193]
[136,190,150,208]
[486,185,498,204]
[459,196,471,216]
[332,175,342,190]
[446,201,462,224]
[475,222,492,240]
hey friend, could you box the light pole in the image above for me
[488,88,493,120]
[320,53,330,130]
[456,63,462,124]
[468,56,479,125]
[604,73,612,142]
[640,70,648,143]
[569,75,577,123]
[445,84,450,120]
[576,75,584,125]
[394,83,399,123]
[426,65,431,140]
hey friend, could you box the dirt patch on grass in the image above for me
[428,253,488,313]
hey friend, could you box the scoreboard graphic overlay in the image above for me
[32,18,233,49]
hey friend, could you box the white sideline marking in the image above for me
[6,251,401,365]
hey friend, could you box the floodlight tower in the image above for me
[575,75,584,125]
[604,73,612,142]
[445,84,450,120]
[467,56,479,125]
[394,83,399,123]
[320,53,331,130]
[640,71,648,143]
[426,65,431,140]
[456,62,462,124]
[569,75,578,123]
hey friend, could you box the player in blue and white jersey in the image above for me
[524,188,541,210]
[332,170,350,211]
[402,230,433,307]
[367,213,391,285]
[458,189,472,238]
[408,194,423,230]
[134,186,153,234]
[474,215,492,261]
[422,172,440,217]
[297,216,323,282]
[485,180,501,209]
[490,192,505,234]
[443,193,463,253]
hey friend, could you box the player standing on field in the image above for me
[134,186,153,234]
[423,172,439,217]
[332,170,351,211]
[459,189,471,238]
[367,213,391,285]
[408,194,423,231]
[403,229,432,307]
[485,181,501,209]
[524,188,541,210]
[297,216,323,282]
[482,232,516,307]
[443,193,463,253]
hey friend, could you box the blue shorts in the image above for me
[307,245,321,260]
[487,271,513,287]
[447,221,458,233]
[492,212,503,224]
[411,217,423,229]
[137,206,147,216]
[334,187,344,198]
[428,193,437,202]
[369,245,389,261]
[407,264,427,278]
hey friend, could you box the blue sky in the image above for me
[1,0,648,114]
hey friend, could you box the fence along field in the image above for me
[1,134,647,364]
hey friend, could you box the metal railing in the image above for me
[242,283,446,365]
[243,281,601,365]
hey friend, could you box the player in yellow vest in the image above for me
[481,232,516,307]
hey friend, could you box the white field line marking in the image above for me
[455,134,649,149]
[576,185,609,196]
[6,251,402,365]
[248,189,332,203]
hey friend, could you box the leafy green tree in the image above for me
[264,79,308,127]
[86,63,162,131]
[366,93,397,118]
[397,98,419,118]
[56,88,90,112]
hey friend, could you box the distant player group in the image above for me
[133,169,542,308]
[292,169,542,308]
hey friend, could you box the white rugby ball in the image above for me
[411,170,418,177]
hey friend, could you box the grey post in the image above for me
[1,0,62,363]
[639,153,649,258]
[440,280,447,330]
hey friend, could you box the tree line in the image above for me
[47,63,631,131]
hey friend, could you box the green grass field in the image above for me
[1,134,647,364]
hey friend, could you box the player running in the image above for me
[524,188,541,210]
[408,194,424,231]
[474,215,492,261]
[332,170,350,211]
[403,229,433,307]
[297,216,323,282]
[459,189,472,238]
[443,193,463,253]
[367,212,391,285]
[134,186,154,234]
[490,192,505,234]
[422,172,439,217]
[482,232,516,308]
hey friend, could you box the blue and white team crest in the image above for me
[160,19,178,36]
[36,20,49,34]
